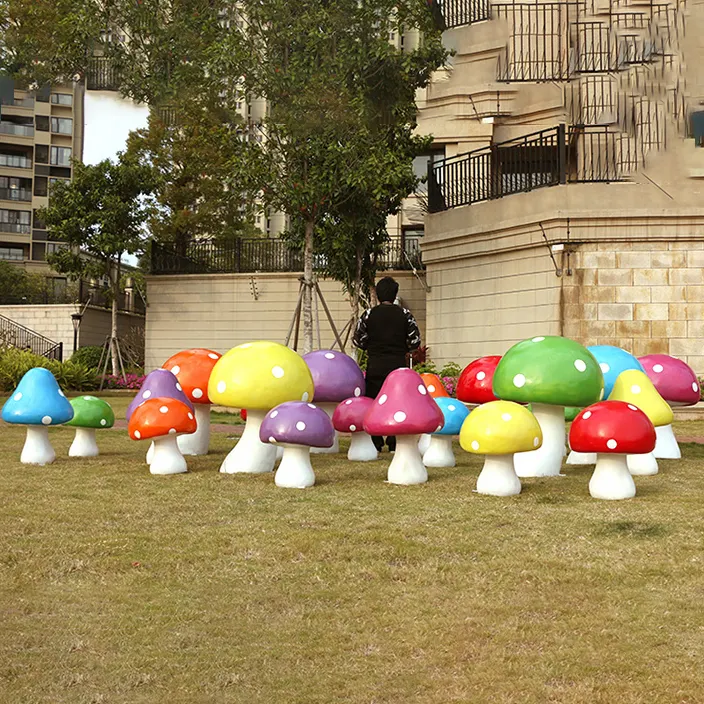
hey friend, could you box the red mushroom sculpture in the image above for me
[569,401,655,500]
[332,396,378,461]
[639,354,700,459]
[456,355,502,405]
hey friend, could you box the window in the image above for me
[50,147,72,167]
[35,145,49,164]
[34,177,48,197]
[0,153,31,168]
[51,117,73,135]
[0,209,31,234]
[51,93,73,106]
[35,115,50,132]
[0,246,24,261]
[413,148,446,194]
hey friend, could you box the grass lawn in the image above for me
[1,400,704,703]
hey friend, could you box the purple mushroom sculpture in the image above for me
[126,369,195,464]
[259,401,335,488]
[302,350,365,454]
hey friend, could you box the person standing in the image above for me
[353,276,421,452]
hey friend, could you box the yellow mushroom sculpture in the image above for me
[459,400,543,496]
[208,341,314,474]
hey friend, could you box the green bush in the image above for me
[0,347,99,393]
[70,345,105,370]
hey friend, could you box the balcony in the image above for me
[0,187,32,202]
[428,0,491,30]
[0,122,34,137]
[0,154,32,169]
[0,221,31,235]
[86,57,120,91]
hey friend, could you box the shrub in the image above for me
[101,373,146,390]
[70,345,105,370]
[0,347,99,392]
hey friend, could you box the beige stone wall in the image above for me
[144,271,427,369]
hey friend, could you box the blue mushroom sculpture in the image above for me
[422,397,470,468]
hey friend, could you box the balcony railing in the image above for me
[0,221,31,235]
[0,122,34,137]
[0,154,32,169]
[0,188,32,202]
[150,236,423,276]
[86,57,120,91]
[428,0,491,29]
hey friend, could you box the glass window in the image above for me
[0,247,25,261]
[35,115,50,132]
[0,153,32,168]
[50,117,73,135]
[34,177,48,197]
[0,209,31,233]
[51,93,73,106]
[35,145,49,164]
[50,147,72,167]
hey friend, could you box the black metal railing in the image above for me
[150,236,423,276]
[86,57,120,91]
[0,187,31,202]
[566,125,639,181]
[428,0,490,29]
[0,314,63,360]
[78,280,146,316]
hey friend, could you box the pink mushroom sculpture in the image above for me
[640,354,700,459]
[332,396,377,461]
[363,368,444,485]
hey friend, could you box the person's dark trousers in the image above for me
[365,371,396,452]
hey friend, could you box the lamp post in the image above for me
[71,312,83,355]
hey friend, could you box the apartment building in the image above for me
[0,80,85,276]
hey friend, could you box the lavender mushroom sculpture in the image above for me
[302,350,365,454]
[1,368,74,465]
[332,396,378,461]
[260,401,335,488]
[422,397,470,468]
[364,368,444,485]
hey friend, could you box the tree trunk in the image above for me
[110,258,120,377]
[302,219,314,354]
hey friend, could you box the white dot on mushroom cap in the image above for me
[350,424,356,432]
[176,383,183,392]
[296,421,306,431]
[631,384,641,394]
[471,440,480,451]
[13,392,21,401]
[476,371,486,381]
[143,390,152,399]
[532,336,545,343]
[169,428,176,434]
[308,404,316,409]
[272,366,285,378]
[208,353,219,360]
[393,411,406,423]
[418,384,428,395]
[159,405,169,414]
[653,364,664,373]
[378,394,387,405]
[325,352,335,359]
[427,384,435,393]
[188,412,194,420]
[607,439,618,449]
[345,399,353,405]
[693,382,699,392]
[533,436,540,447]
[583,411,592,419]
[134,430,141,439]
[100,419,107,426]
[513,374,526,388]
[436,424,443,432]
[41,415,52,425]
[270,410,278,418]
[628,404,638,411]
[574,359,587,372]
[171,365,181,376]
[217,381,226,394]
[269,436,276,443]
[501,412,512,421]
[192,388,203,399]
[449,405,456,412]
[58,390,65,398]
[354,387,361,397]
[600,363,610,374]
[301,392,309,402]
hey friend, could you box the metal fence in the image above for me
[86,57,120,91]
[0,314,63,360]
[428,0,491,29]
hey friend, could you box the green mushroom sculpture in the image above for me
[493,336,604,477]
[66,396,115,457]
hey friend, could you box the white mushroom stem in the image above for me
[21,426,56,466]
[146,442,154,465]
[310,402,339,454]
[566,450,596,465]
[150,434,188,475]
[653,423,681,459]
[476,454,521,496]
[274,444,315,488]
[627,452,659,476]
[68,428,99,458]
[422,435,455,468]
[387,434,428,485]
[220,409,276,474]
[275,444,284,462]
[418,433,431,455]
[347,432,378,462]
[589,454,636,500]
[178,404,210,456]
[514,403,565,478]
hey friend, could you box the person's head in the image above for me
[376,277,399,304]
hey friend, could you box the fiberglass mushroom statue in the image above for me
[332,396,378,461]
[363,368,444,485]
[456,355,502,406]
[208,341,314,474]
[640,354,700,459]
[569,401,655,500]
[418,372,450,454]
[492,336,603,478]
[459,400,542,496]
[260,401,335,488]
[302,350,365,454]
[1,368,74,465]
[66,396,115,457]
[162,348,222,456]
[422,397,470,468]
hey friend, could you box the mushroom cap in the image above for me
[66,396,115,429]
[363,368,444,436]
[162,348,222,405]
[456,356,502,404]
[302,350,365,402]
[564,406,581,422]
[493,336,604,408]
[1,367,74,426]
[587,345,645,398]
[259,401,335,448]
[208,341,314,411]
[433,397,470,435]
[607,369,674,427]
[459,400,542,455]
[332,396,375,433]
[128,397,196,441]
[569,401,655,455]
[639,354,700,406]
[126,369,194,421]
[419,373,450,398]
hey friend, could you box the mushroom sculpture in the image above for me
[260,401,335,488]
[302,350,365,454]
[363,368,444,485]
[422,397,470,468]
[332,396,378,461]
[569,401,655,500]
[459,400,542,496]
[126,369,195,464]
[456,355,502,406]
[162,348,222,456]
[640,354,700,459]
[1,368,74,465]
[566,345,645,465]
[608,369,673,475]
[208,341,314,474]
[418,372,450,454]
[66,396,115,457]
[128,398,196,475]
[493,336,603,477]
